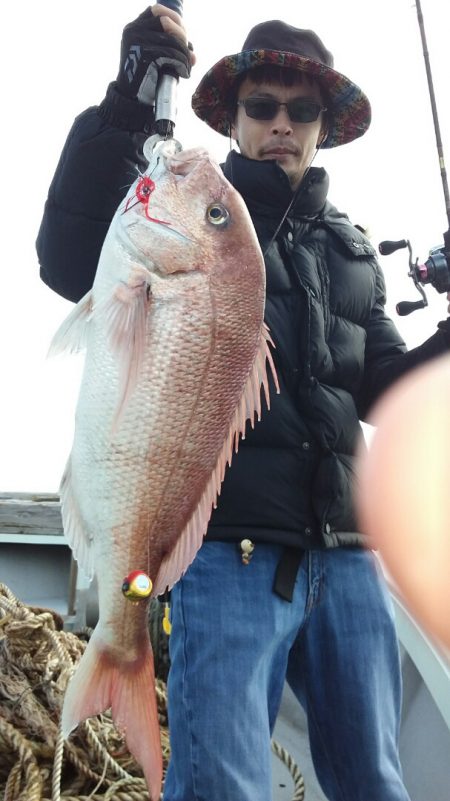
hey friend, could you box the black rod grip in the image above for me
[154,0,184,137]
[159,0,183,14]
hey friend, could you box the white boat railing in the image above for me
[389,585,450,730]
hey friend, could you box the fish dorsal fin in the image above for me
[48,290,93,356]
[59,458,95,580]
[152,324,278,596]
[93,265,152,429]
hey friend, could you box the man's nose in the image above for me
[270,106,293,134]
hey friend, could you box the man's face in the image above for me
[231,75,326,190]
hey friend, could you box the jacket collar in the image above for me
[222,150,329,218]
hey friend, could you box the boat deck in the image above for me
[273,685,326,800]
[1,492,449,800]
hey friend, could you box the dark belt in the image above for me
[273,546,305,602]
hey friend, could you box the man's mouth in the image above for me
[261,146,298,157]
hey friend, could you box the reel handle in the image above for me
[396,299,427,316]
[379,239,409,256]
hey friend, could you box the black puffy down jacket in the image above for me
[36,105,450,551]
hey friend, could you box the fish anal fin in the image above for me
[48,290,93,356]
[152,324,278,596]
[61,632,162,801]
[59,458,95,580]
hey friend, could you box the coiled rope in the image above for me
[0,584,304,800]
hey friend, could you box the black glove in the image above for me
[437,318,450,341]
[116,7,191,106]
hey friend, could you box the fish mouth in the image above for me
[140,217,193,242]
[121,217,194,246]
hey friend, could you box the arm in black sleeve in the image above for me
[36,85,150,302]
[36,6,192,303]
[359,261,450,420]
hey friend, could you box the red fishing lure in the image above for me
[123,176,170,225]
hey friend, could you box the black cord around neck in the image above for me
[226,133,322,258]
[263,147,320,257]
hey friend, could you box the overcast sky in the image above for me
[1,0,448,492]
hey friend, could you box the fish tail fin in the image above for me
[61,632,162,800]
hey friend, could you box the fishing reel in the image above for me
[379,232,450,316]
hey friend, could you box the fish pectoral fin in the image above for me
[61,630,162,801]
[48,290,93,356]
[94,266,153,428]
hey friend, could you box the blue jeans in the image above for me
[163,543,411,801]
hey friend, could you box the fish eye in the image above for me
[206,203,230,227]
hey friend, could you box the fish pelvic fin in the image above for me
[93,266,152,430]
[48,290,93,356]
[152,324,279,596]
[61,631,162,801]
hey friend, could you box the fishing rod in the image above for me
[154,0,184,138]
[379,0,450,315]
[415,0,450,234]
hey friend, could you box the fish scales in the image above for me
[50,143,277,799]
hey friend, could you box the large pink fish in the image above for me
[50,141,277,799]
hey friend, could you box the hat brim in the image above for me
[191,49,371,148]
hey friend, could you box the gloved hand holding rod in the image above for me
[115,2,193,138]
[155,0,184,137]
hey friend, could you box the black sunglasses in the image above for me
[237,97,327,123]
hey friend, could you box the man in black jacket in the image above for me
[37,5,448,800]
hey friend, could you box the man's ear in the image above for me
[317,113,329,148]
[317,128,328,148]
[228,120,240,149]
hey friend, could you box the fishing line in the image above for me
[226,124,322,256]
[228,126,235,186]
[263,145,321,257]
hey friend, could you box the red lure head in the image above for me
[136,176,155,203]
[123,174,170,226]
